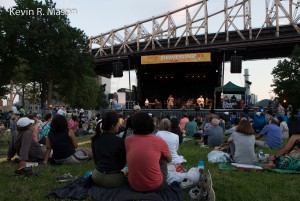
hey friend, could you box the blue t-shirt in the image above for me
[260,124,283,148]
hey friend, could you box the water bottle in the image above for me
[83,171,92,181]
[258,149,265,159]
[198,160,205,173]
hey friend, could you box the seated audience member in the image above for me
[43,114,93,164]
[7,117,44,169]
[228,118,257,165]
[87,114,97,133]
[278,116,289,139]
[255,117,283,149]
[38,113,52,145]
[27,114,41,143]
[252,112,268,133]
[202,118,223,147]
[125,112,171,192]
[225,117,240,136]
[287,109,300,137]
[9,115,17,135]
[262,134,300,170]
[184,115,197,136]
[156,118,186,164]
[170,117,183,144]
[179,114,189,133]
[91,112,126,188]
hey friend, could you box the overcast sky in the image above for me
[2,0,291,101]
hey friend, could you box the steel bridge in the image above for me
[90,0,300,107]
[91,0,300,64]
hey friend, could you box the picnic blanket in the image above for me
[218,163,300,174]
[48,177,183,201]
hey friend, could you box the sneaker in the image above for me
[56,173,77,182]
[180,178,194,189]
[189,186,201,200]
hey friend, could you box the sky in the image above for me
[1,0,290,101]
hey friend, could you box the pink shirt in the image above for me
[179,117,189,130]
[125,134,170,192]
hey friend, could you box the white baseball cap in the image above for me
[17,117,34,127]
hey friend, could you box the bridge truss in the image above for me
[90,0,300,58]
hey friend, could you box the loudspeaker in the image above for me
[230,56,242,73]
[113,62,123,77]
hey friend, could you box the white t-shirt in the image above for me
[156,130,186,164]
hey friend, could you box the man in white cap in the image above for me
[7,117,44,175]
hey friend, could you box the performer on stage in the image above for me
[145,98,150,108]
[154,98,162,109]
[167,95,174,109]
[197,95,205,109]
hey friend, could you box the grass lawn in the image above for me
[0,135,299,201]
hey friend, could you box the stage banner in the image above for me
[141,52,211,64]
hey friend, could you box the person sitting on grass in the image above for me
[262,134,300,170]
[156,118,186,164]
[202,118,223,147]
[255,117,283,149]
[91,111,126,188]
[7,117,45,170]
[184,115,197,136]
[43,114,93,164]
[125,112,172,192]
[38,113,52,145]
[228,118,257,165]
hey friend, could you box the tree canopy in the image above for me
[0,0,107,109]
[271,45,300,109]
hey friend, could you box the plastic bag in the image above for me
[207,150,231,163]
[186,167,201,184]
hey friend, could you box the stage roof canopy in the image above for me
[215,81,246,94]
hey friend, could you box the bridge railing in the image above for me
[90,0,300,57]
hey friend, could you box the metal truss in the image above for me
[90,0,300,57]
[256,0,300,38]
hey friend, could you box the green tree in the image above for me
[0,6,20,98]
[0,0,95,107]
[96,84,108,109]
[271,45,300,108]
[70,76,98,109]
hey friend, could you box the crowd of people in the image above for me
[2,102,300,197]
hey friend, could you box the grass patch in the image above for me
[0,134,298,201]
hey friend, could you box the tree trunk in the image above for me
[47,80,53,107]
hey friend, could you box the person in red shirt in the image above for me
[125,112,171,192]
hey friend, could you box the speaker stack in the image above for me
[230,56,242,73]
[113,62,123,77]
